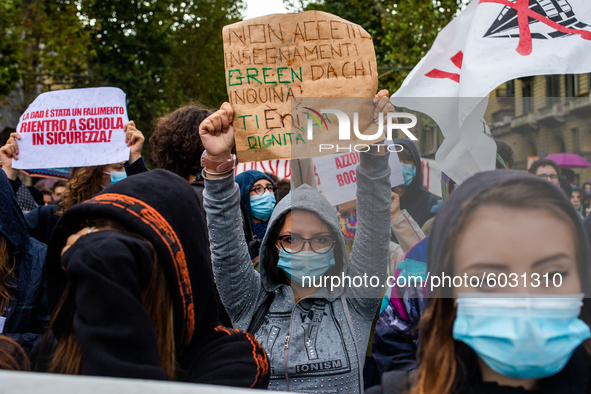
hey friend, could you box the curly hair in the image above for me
[57,165,106,215]
[150,104,213,180]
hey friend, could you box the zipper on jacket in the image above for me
[284,330,291,391]
[284,308,294,392]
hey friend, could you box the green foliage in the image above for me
[0,0,23,97]
[0,0,244,139]
[291,0,465,93]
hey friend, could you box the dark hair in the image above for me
[0,336,30,371]
[150,104,213,180]
[265,172,280,185]
[276,179,291,203]
[528,158,560,176]
[27,186,44,206]
[562,168,576,182]
[38,187,52,196]
[495,139,514,169]
[398,148,413,163]
[53,181,67,193]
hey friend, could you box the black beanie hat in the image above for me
[46,169,219,348]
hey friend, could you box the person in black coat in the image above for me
[392,138,440,228]
[0,170,48,353]
[37,169,269,387]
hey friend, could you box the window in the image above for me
[546,75,561,105]
[565,75,578,97]
[522,82,533,114]
[505,80,515,96]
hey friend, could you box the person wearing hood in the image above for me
[0,170,48,354]
[582,182,591,216]
[572,186,585,219]
[35,170,269,387]
[0,123,146,244]
[235,170,277,258]
[199,94,393,393]
[392,139,441,229]
[372,170,591,394]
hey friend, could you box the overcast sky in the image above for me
[244,0,289,20]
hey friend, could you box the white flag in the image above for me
[391,0,591,184]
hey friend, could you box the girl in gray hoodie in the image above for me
[200,97,393,393]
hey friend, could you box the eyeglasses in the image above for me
[276,235,336,254]
[250,185,276,195]
[537,174,559,181]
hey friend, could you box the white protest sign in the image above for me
[0,316,5,333]
[13,87,130,169]
[314,149,404,206]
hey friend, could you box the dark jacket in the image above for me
[368,344,591,394]
[393,139,440,228]
[0,171,49,353]
[42,170,269,387]
[9,157,149,245]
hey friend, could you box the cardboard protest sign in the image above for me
[223,11,379,162]
[314,146,404,206]
[13,87,130,170]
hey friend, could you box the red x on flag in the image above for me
[480,0,591,55]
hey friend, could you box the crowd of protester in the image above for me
[0,87,591,394]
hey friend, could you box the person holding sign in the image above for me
[199,93,392,393]
[0,122,146,244]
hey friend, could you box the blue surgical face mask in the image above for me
[106,171,127,185]
[453,294,590,379]
[250,191,276,222]
[277,247,336,286]
[400,163,416,187]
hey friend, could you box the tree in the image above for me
[288,0,465,93]
[0,0,91,109]
[0,0,23,98]
[167,0,244,109]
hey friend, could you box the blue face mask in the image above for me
[105,171,127,185]
[277,247,336,286]
[453,294,590,379]
[400,163,416,187]
[250,191,276,222]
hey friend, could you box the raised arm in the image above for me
[346,91,395,316]
[200,103,263,330]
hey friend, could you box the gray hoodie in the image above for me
[203,152,391,393]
